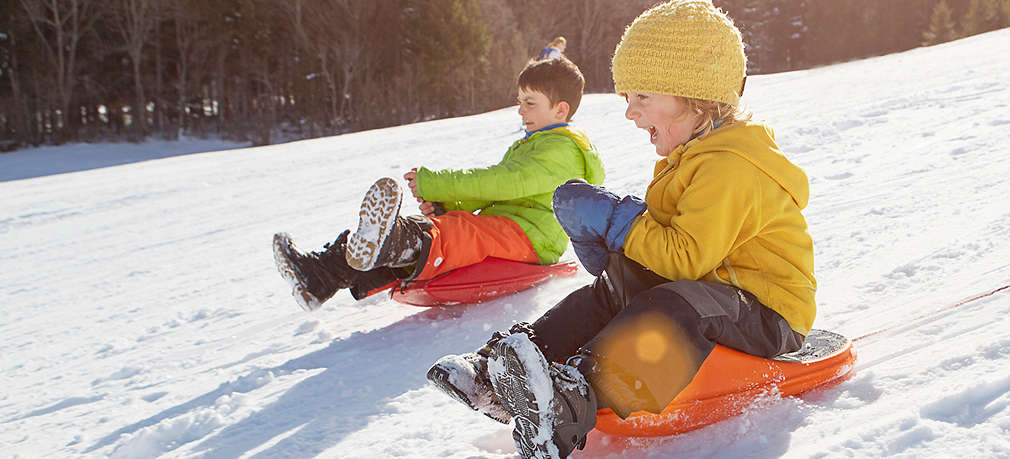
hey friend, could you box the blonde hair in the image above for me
[550,36,567,47]
[684,97,752,140]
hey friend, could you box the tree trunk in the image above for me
[5,31,31,146]
[172,0,192,139]
[132,56,146,140]
[319,53,339,132]
[154,12,165,138]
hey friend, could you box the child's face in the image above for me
[517,87,567,133]
[624,92,700,156]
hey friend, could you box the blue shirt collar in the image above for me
[524,122,569,139]
[688,118,726,142]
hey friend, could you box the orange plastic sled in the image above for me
[390,257,579,307]
[594,329,856,437]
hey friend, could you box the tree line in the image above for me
[1,0,1008,151]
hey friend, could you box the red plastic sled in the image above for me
[595,329,856,437]
[389,257,579,307]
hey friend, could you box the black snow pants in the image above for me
[529,254,805,417]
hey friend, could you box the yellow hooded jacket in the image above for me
[622,121,817,335]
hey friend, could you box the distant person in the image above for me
[537,36,567,60]
[272,56,604,311]
[427,1,817,458]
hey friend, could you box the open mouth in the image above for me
[648,126,658,144]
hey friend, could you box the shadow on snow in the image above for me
[85,286,557,457]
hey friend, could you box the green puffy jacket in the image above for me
[415,126,605,264]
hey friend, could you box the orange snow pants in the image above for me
[415,211,540,281]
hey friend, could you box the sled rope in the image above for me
[853,283,1010,343]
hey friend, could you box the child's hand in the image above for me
[553,180,647,276]
[404,168,421,201]
[419,201,445,217]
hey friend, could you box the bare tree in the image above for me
[19,0,99,142]
[152,1,164,137]
[287,0,335,130]
[1,25,33,144]
[285,0,384,131]
[566,0,610,91]
[476,0,527,108]
[169,0,214,138]
[110,0,157,140]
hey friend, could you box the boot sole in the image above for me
[273,233,321,312]
[427,360,512,424]
[346,177,402,271]
[488,335,561,459]
[427,364,480,410]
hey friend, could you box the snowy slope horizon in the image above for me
[3,29,1010,458]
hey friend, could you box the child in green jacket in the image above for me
[273,57,605,311]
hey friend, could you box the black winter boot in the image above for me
[488,333,597,459]
[273,230,398,310]
[345,177,433,271]
[273,230,355,311]
[426,323,537,424]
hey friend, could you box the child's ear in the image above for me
[554,101,571,121]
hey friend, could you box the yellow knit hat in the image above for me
[612,0,747,105]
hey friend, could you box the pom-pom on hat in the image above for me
[612,0,747,105]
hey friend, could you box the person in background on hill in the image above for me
[426,1,817,458]
[272,56,604,312]
[537,36,567,61]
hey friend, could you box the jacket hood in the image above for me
[536,126,606,186]
[674,122,809,209]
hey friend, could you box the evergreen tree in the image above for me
[775,0,808,70]
[717,0,773,73]
[876,0,933,54]
[404,0,490,119]
[0,5,18,141]
[963,0,985,35]
[110,0,157,140]
[923,0,959,45]
[978,0,1003,29]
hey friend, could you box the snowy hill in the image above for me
[3,29,1010,458]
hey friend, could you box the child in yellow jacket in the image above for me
[427,2,817,458]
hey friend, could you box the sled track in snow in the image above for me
[851,283,1010,371]
[853,283,1010,343]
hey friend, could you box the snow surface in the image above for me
[3,29,1010,458]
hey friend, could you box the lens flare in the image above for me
[590,310,706,415]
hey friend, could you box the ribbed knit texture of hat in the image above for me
[612,0,747,105]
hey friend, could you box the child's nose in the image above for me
[624,104,637,121]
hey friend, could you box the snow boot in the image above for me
[273,230,397,311]
[487,333,597,459]
[345,177,433,271]
[427,349,512,424]
[425,323,537,424]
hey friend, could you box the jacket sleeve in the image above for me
[441,199,491,213]
[415,135,586,204]
[622,154,762,281]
